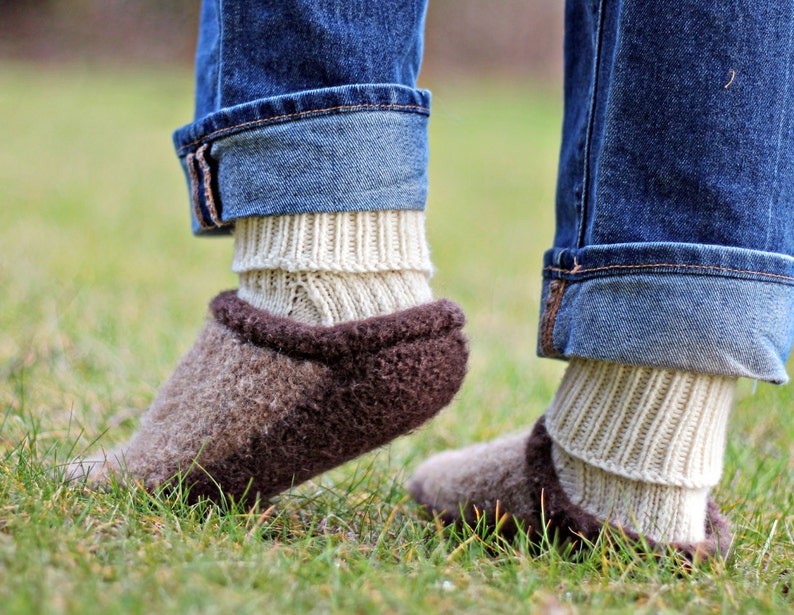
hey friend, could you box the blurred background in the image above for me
[3,8,793,613]
[0,0,563,80]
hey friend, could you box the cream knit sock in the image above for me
[232,211,433,326]
[546,358,735,544]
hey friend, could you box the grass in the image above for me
[1,63,792,614]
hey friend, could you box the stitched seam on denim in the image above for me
[186,152,213,231]
[544,262,794,282]
[576,0,608,249]
[196,144,222,226]
[176,103,430,154]
[540,280,567,358]
[766,25,794,251]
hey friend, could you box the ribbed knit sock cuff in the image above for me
[237,269,433,325]
[232,211,433,274]
[546,358,736,543]
[552,444,710,543]
[547,359,735,488]
[233,212,433,326]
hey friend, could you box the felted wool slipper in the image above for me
[69,290,468,503]
[409,417,732,562]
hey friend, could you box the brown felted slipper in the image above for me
[409,417,732,562]
[69,290,468,503]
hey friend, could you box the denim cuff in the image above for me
[538,243,794,383]
[172,85,431,235]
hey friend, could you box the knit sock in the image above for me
[545,358,735,544]
[232,211,433,326]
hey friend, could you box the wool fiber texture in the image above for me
[90,291,468,503]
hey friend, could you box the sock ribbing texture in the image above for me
[233,211,433,326]
[551,445,711,544]
[237,269,432,326]
[546,358,735,544]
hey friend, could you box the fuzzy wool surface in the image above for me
[71,291,468,504]
[409,418,732,562]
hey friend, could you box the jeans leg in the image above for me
[539,0,794,382]
[174,0,430,234]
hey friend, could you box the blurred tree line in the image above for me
[0,0,563,79]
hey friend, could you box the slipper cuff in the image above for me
[211,290,466,361]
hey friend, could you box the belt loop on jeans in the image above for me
[187,143,226,230]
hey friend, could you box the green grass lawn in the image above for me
[1,64,792,614]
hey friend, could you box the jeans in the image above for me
[172,0,794,383]
[172,1,429,234]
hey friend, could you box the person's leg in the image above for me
[411,0,794,558]
[188,0,437,325]
[69,0,468,502]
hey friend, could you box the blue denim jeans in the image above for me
[173,1,429,235]
[172,1,794,383]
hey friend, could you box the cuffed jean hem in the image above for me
[537,243,794,383]
[172,84,431,235]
